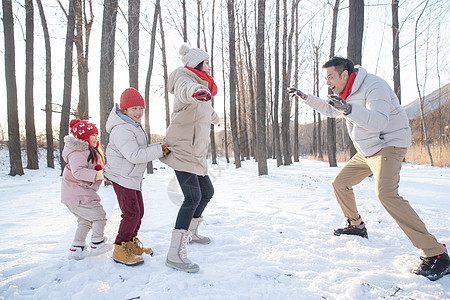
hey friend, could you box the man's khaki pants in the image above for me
[332,146,445,257]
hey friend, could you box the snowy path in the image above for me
[0,156,449,299]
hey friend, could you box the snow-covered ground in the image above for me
[0,146,449,299]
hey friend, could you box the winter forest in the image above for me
[1,1,450,299]
[1,0,449,176]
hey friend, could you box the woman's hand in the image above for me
[192,90,212,101]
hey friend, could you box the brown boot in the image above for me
[131,237,153,256]
[112,242,144,266]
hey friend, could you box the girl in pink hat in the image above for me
[61,119,112,260]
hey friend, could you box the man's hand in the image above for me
[192,90,212,101]
[288,87,307,100]
[327,95,352,115]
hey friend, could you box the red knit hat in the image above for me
[69,119,103,171]
[70,119,98,142]
[120,87,145,111]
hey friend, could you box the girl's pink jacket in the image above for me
[61,135,103,206]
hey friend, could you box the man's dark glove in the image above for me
[192,90,212,101]
[161,144,171,157]
[327,95,352,115]
[288,87,307,100]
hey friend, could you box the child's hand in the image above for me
[192,90,212,101]
[161,144,171,157]
[96,170,104,181]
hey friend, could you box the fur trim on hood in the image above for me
[64,135,90,152]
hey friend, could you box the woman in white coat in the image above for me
[161,44,219,273]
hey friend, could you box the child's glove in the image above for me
[161,144,171,157]
[96,170,104,181]
[192,90,212,101]
[327,95,352,115]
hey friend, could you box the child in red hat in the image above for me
[103,87,170,266]
[61,119,112,260]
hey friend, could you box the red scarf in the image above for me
[339,70,357,100]
[185,66,218,97]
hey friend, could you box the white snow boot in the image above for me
[166,229,199,273]
[90,237,113,256]
[68,246,86,260]
[188,217,211,244]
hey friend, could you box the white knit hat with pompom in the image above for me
[179,43,209,68]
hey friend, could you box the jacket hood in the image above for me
[64,135,89,152]
[168,67,200,94]
[106,104,140,133]
[63,135,89,162]
[349,65,367,96]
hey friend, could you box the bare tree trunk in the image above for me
[414,0,433,166]
[227,0,241,168]
[128,0,140,89]
[256,0,267,175]
[144,0,160,174]
[221,9,230,164]
[391,0,401,104]
[281,0,291,165]
[209,0,217,164]
[196,0,201,48]
[59,0,77,172]
[36,0,54,168]
[74,0,89,120]
[346,0,364,158]
[25,0,39,169]
[314,46,323,160]
[158,7,170,129]
[99,0,118,149]
[236,24,249,160]
[3,0,24,176]
[182,0,187,42]
[326,0,340,167]
[243,0,256,159]
[273,0,282,166]
[293,2,299,163]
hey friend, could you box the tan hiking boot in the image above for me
[112,242,144,266]
[166,229,199,273]
[188,216,211,244]
[131,237,153,256]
